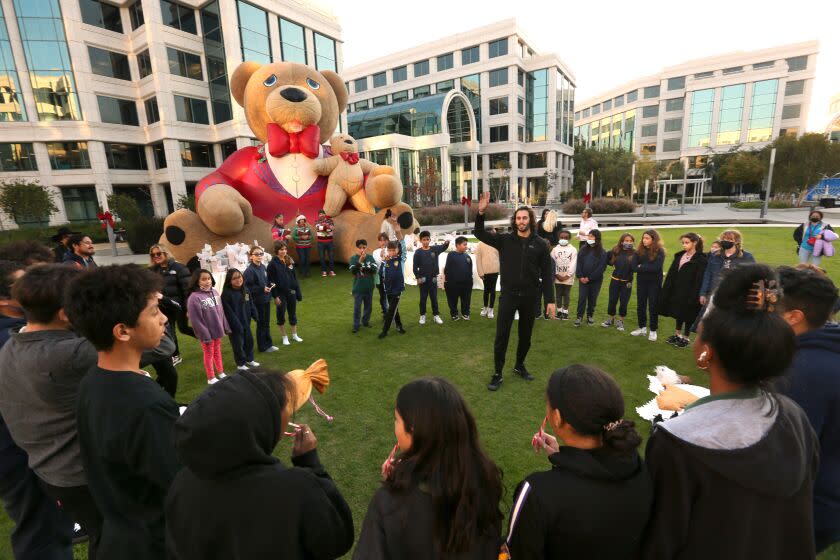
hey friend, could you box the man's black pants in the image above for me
[494,291,538,375]
[40,482,103,560]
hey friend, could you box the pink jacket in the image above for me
[813,228,837,257]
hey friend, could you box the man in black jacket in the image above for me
[474,192,554,391]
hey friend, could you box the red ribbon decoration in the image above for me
[460,196,471,207]
[267,123,321,159]
[340,151,360,165]
[583,193,592,204]
[97,211,115,229]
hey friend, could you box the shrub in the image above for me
[123,216,165,254]
[0,180,58,227]
[106,194,142,223]
[414,203,507,226]
[562,198,637,215]
[732,200,792,209]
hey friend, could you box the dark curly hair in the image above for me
[509,206,536,235]
[0,240,54,265]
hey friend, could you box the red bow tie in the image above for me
[267,123,321,159]
[340,152,360,165]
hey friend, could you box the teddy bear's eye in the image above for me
[263,74,277,87]
[306,77,320,90]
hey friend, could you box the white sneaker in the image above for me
[433,315,443,325]
[217,372,227,379]
[207,377,218,385]
[247,361,260,367]
[480,307,487,317]
[266,345,279,352]
[630,327,647,337]
[648,331,658,342]
[237,365,249,371]
[419,315,426,325]
[514,311,519,320]
[488,309,494,319]
[282,337,290,346]
[292,334,303,342]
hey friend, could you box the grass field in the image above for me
[2,226,838,559]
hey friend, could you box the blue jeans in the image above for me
[353,292,373,329]
[298,247,310,275]
[607,278,632,317]
[576,279,603,318]
[799,246,822,267]
[318,242,335,273]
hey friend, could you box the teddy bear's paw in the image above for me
[160,209,216,264]
[365,171,403,209]
[196,184,253,236]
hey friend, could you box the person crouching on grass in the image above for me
[268,241,303,346]
[187,269,230,385]
[348,239,377,333]
[443,236,473,321]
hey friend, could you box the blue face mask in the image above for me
[622,242,634,250]
[586,239,596,246]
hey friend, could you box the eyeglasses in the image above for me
[150,252,163,257]
[252,252,264,257]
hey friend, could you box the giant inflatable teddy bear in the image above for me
[160,61,418,264]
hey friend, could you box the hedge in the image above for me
[562,198,637,215]
[414,203,507,226]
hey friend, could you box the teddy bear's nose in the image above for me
[280,87,307,103]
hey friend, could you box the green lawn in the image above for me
[2,227,838,559]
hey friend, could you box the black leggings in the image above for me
[607,279,632,317]
[636,276,662,331]
[483,273,498,308]
[576,280,603,318]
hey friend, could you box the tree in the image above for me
[544,168,560,200]
[489,158,511,202]
[106,193,142,222]
[175,193,195,212]
[416,153,440,207]
[767,133,840,194]
[0,180,58,227]
[718,151,765,188]
[572,146,634,198]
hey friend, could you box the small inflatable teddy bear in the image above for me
[315,134,377,217]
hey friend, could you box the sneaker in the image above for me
[514,311,519,320]
[172,355,183,366]
[616,319,625,331]
[487,373,503,391]
[72,523,88,545]
[676,336,691,348]
[513,364,534,381]
[560,311,568,321]
[587,317,595,326]
[292,334,303,342]
[217,373,227,379]
[480,307,487,317]
[247,361,260,367]
[207,377,218,385]
[601,318,614,328]
[352,327,358,333]
[282,337,290,346]
[322,271,327,277]
[488,309,495,319]
[329,271,336,277]
[574,317,582,327]
[237,365,249,371]
[630,327,648,337]
[378,331,387,339]
[433,315,444,325]
[462,314,470,321]
[451,315,461,321]
[648,331,658,342]
[265,345,279,352]
[419,315,426,325]
[666,335,679,345]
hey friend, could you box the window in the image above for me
[373,72,386,88]
[144,96,159,124]
[174,95,209,124]
[489,68,508,87]
[489,96,508,115]
[786,56,807,72]
[151,142,167,169]
[489,125,508,142]
[591,105,600,115]
[104,143,147,169]
[372,95,387,107]
[353,100,368,111]
[128,1,144,30]
[437,52,453,71]
[694,71,714,79]
[614,95,624,108]
[219,140,237,161]
[0,143,36,171]
[640,142,656,155]
[665,97,684,112]
[436,80,454,93]
[202,1,233,123]
[642,105,658,118]
[525,69,548,142]
[664,118,682,132]
[313,32,336,72]
[47,142,90,169]
[716,83,745,145]
[461,45,479,65]
[662,138,681,152]
[518,68,524,87]
[167,48,203,80]
[489,38,508,58]
[137,49,152,78]
[88,46,131,80]
[753,60,774,70]
[780,127,798,137]
[61,187,98,222]
[667,76,685,90]
[160,0,196,34]
[97,96,139,125]
[782,104,801,119]
[518,126,524,141]
[414,60,429,77]
[0,5,25,122]
[723,66,743,75]
[526,152,546,168]
[279,18,306,64]
[626,89,638,102]
[688,88,715,147]
[602,99,612,112]
[517,97,524,114]
[237,1,270,64]
[354,77,367,93]
[785,80,804,96]
[413,85,430,98]
[748,79,777,142]
[392,90,408,103]
[80,0,123,33]
[393,66,407,82]
[180,141,215,167]
[582,108,590,118]
[641,124,657,137]
[643,85,660,99]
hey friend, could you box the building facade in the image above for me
[827,92,840,143]
[343,19,576,206]
[0,0,342,227]
[574,41,818,171]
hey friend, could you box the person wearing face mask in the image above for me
[698,229,755,309]
[574,230,608,327]
[186,270,231,385]
[659,233,708,348]
[602,233,636,332]
[793,210,834,267]
[550,230,577,320]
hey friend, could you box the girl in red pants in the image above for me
[187,269,231,384]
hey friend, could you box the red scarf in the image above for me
[340,152,360,165]
[267,123,321,159]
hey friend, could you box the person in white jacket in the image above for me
[576,209,599,243]
[551,230,577,320]
[475,231,501,318]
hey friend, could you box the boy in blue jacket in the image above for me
[379,241,406,339]
[412,231,449,325]
[443,236,473,321]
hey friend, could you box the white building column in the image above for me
[440,146,451,202]
[391,147,401,182]
[470,152,478,199]
[508,151,518,204]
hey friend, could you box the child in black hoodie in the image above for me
[221,269,259,371]
[443,236,473,321]
[165,370,353,559]
[267,241,303,346]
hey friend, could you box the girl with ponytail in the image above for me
[506,364,652,559]
[642,263,819,560]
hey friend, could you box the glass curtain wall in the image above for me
[747,79,778,143]
[460,74,481,142]
[717,84,745,145]
[0,4,25,121]
[201,1,232,122]
[688,88,715,147]
[237,1,271,64]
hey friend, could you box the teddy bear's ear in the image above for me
[320,70,348,113]
[231,61,263,108]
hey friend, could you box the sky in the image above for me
[319,0,839,132]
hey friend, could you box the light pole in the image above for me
[760,147,776,220]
